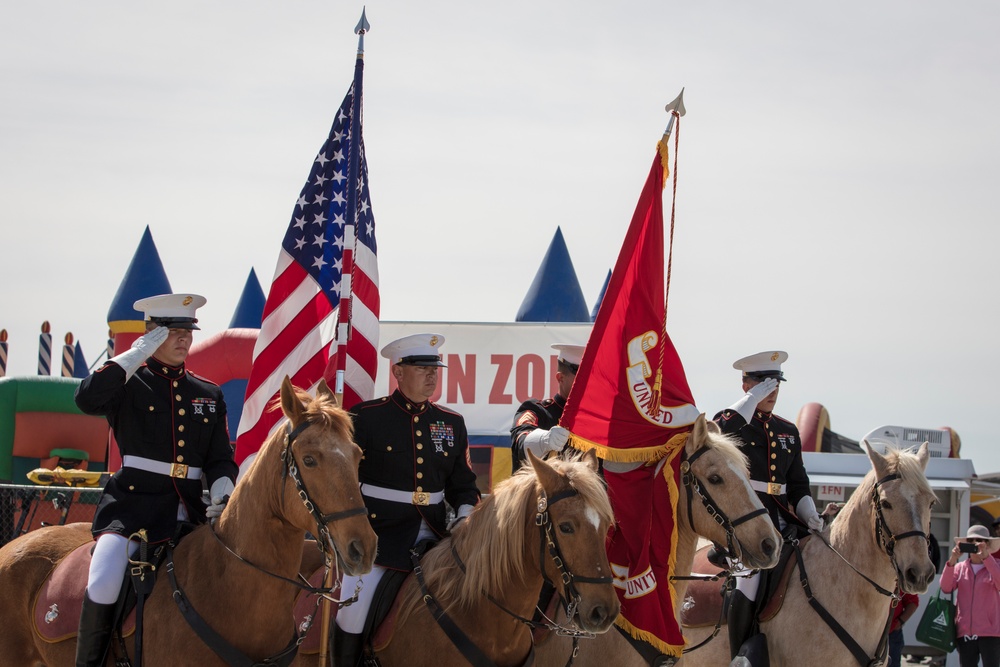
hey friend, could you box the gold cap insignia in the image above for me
[770,352,779,361]
[429,335,439,347]
[182,296,193,306]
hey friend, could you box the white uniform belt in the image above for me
[122,455,202,480]
[750,480,787,495]
[361,484,443,506]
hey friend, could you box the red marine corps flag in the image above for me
[562,91,697,657]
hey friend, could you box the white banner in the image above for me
[375,321,592,437]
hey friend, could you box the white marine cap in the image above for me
[381,333,447,367]
[551,344,586,370]
[733,350,788,382]
[133,293,207,330]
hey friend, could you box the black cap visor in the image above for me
[744,370,785,382]
[149,317,200,331]
[397,355,446,368]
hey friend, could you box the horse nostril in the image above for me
[589,605,608,628]
[348,539,363,565]
[761,538,776,558]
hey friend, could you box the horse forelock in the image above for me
[697,429,750,473]
[422,456,611,612]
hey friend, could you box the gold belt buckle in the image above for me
[170,463,189,479]
[412,491,430,506]
[767,482,782,495]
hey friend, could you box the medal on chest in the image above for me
[430,421,455,454]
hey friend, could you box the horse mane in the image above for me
[415,454,614,613]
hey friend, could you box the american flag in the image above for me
[234,54,379,466]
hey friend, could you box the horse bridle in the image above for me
[279,418,369,564]
[871,472,929,571]
[681,445,768,567]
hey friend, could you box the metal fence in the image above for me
[0,483,104,548]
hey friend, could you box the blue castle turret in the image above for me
[107,227,172,338]
[515,227,590,323]
[229,269,266,329]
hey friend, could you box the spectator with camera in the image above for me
[941,524,1000,667]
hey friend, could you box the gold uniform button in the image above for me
[416,472,423,479]
[175,394,182,401]
[416,430,422,436]
[178,408,185,416]
[406,403,412,410]
[203,418,209,423]
[443,452,448,457]
[370,513,377,519]
[770,464,776,470]
[177,455,185,463]
[148,406,155,411]
[178,440,185,447]
[129,485,135,491]
[417,457,424,464]
[173,381,179,388]
[771,453,776,459]
[386,446,393,452]
[178,425,184,432]
[771,475,777,481]
[413,416,419,423]
[771,441,777,448]
[416,486,423,492]
[417,444,423,450]
[769,431,774,437]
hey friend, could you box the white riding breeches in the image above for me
[336,520,437,634]
[87,533,140,605]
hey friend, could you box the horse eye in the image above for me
[559,522,574,535]
[707,474,723,485]
[302,455,317,468]
[881,499,892,510]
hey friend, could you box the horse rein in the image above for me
[792,470,928,667]
[681,445,768,569]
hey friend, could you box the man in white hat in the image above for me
[510,343,584,473]
[72,294,237,667]
[713,350,822,665]
[333,333,480,666]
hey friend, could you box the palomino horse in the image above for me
[680,442,936,667]
[0,377,377,666]
[297,448,619,667]
[534,414,783,667]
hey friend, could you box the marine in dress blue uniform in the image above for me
[334,333,480,666]
[714,350,823,665]
[72,294,237,667]
[510,343,584,473]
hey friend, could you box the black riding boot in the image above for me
[727,589,755,663]
[332,625,365,667]
[75,591,117,667]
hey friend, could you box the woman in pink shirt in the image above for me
[941,524,1000,667]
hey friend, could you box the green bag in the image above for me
[915,589,956,653]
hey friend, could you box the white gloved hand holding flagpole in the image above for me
[522,426,570,459]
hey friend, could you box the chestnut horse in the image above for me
[296,448,619,667]
[680,442,936,667]
[0,377,377,666]
[534,414,782,667]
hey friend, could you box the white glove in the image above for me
[522,426,570,458]
[109,327,170,381]
[206,477,235,520]
[726,377,778,422]
[796,496,825,532]
[448,504,475,531]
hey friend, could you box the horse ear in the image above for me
[316,378,340,408]
[916,441,930,470]
[581,448,600,472]
[527,450,562,491]
[862,439,890,477]
[687,414,707,455]
[280,376,305,424]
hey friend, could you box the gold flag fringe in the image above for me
[567,430,689,464]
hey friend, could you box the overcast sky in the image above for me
[2,2,998,471]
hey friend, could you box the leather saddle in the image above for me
[680,538,810,629]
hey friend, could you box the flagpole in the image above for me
[648,89,686,416]
[333,8,370,405]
